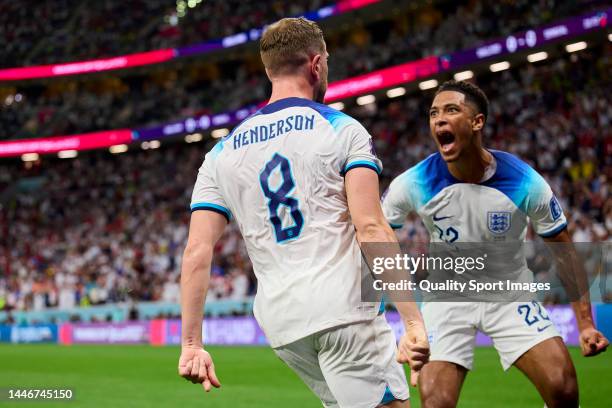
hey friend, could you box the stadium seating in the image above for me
[0,0,610,320]
[1,42,610,319]
[0,0,336,69]
[0,0,597,140]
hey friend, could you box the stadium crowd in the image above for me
[1,0,604,141]
[0,0,335,69]
[1,43,610,317]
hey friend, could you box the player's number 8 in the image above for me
[259,153,304,243]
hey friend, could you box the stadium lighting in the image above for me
[142,140,161,150]
[527,51,548,63]
[328,102,344,110]
[489,61,510,72]
[211,128,229,138]
[356,94,375,106]
[109,144,128,154]
[418,80,438,90]
[386,87,406,98]
[565,41,587,53]
[453,70,474,81]
[58,150,78,159]
[609,33,612,42]
[185,133,203,143]
[21,153,39,162]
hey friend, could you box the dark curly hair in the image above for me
[435,80,489,121]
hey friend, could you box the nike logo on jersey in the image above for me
[537,324,552,332]
[432,213,452,221]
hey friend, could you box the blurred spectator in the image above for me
[2,0,605,140]
[0,29,610,315]
[0,0,335,69]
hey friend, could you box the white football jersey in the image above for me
[191,97,382,347]
[382,151,567,283]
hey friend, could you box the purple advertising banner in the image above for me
[158,304,580,347]
[441,8,609,70]
[60,322,150,345]
[164,317,267,346]
[385,305,580,346]
[133,106,258,141]
[175,41,224,59]
[175,1,381,58]
[136,9,611,143]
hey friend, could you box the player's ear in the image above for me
[311,54,322,80]
[472,113,485,132]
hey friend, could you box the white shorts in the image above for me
[273,314,409,408]
[422,301,560,371]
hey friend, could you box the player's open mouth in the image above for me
[436,131,456,153]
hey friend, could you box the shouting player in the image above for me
[178,18,429,407]
[382,80,608,408]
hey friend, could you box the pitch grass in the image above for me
[0,345,609,407]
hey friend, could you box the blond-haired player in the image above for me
[178,18,429,408]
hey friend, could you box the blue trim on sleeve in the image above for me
[390,223,403,230]
[538,222,568,238]
[342,160,381,176]
[190,202,232,222]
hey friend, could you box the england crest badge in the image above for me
[487,211,511,234]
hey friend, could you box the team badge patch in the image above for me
[487,211,511,234]
[550,196,562,220]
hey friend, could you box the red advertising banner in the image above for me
[0,49,175,81]
[324,56,439,102]
[0,129,133,157]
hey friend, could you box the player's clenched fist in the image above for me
[396,321,430,387]
[579,327,609,357]
[178,346,221,392]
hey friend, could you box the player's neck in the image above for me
[268,77,315,104]
[447,146,493,183]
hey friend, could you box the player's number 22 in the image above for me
[518,301,551,328]
[260,153,304,243]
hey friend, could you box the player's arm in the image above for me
[543,229,609,356]
[179,148,229,391]
[345,167,429,386]
[526,170,608,357]
[179,210,226,391]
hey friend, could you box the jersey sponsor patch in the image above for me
[549,196,562,221]
[487,211,511,234]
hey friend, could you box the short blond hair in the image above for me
[260,17,325,76]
